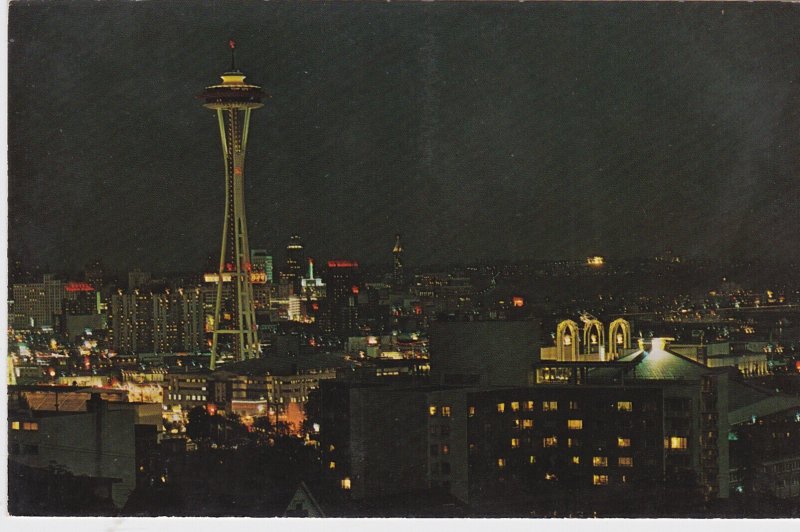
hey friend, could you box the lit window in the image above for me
[572,456,580,465]
[341,477,351,490]
[569,401,579,410]
[498,458,506,469]
[441,406,451,417]
[11,421,20,430]
[329,461,336,470]
[429,405,437,416]
[525,401,534,411]
[668,436,688,450]
[441,444,450,455]
[545,472,557,481]
[567,419,583,430]
[617,437,631,448]
[522,419,533,429]
[468,406,476,417]
[497,403,505,413]
[543,401,558,412]
[510,401,520,412]
[592,456,608,467]
[593,474,609,486]
[23,422,38,431]
[529,455,536,464]
[543,436,558,448]
[511,438,520,449]
[618,457,633,467]
[617,401,633,412]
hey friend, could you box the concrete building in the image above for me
[111,289,204,355]
[317,335,800,512]
[11,274,67,330]
[8,391,161,509]
[110,291,155,354]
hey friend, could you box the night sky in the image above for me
[8,1,800,273]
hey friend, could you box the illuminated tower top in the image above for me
[200,40,265,110]
[392,234,404,290]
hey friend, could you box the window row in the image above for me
[496,400,633,414]
[429,405,452,417]
[168,393,206,402]
[10,421,39,431]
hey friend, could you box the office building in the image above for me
[281,235,304,294]
[322,260,362,339]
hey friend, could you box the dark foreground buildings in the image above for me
[316,320,800,516]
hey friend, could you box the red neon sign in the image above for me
[65,282,94,292]
[327,260,359,268]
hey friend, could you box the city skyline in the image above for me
[7,2,800,519]
[8,2,800,272]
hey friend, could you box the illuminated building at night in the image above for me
[322,260,362,339]
[10,274,67,330]
[541,317,633,362]
[200,41,264,368]
[250,249,274,282]
[281,235,305,294]
[110,289,204,354]
[301,258,326,301]
[318,331,800,512]
[110,291,156,354]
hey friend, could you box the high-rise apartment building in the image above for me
[110,291,155,354]
[11,274,67,330]
[111,289,204,354]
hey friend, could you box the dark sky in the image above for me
[8,1,800,273]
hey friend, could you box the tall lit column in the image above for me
[199,41,263,368]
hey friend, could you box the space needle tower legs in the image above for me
[199,40,264,369]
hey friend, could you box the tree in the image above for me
[186,405,210,441]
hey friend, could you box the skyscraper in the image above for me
[199,41,264,368]
[322,260,362,339]
[281,235,304,294]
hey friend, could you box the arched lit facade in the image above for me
[556,320,580,361]
[608,318,631,359]
[548,317,632,362]
[582,319,605,356]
